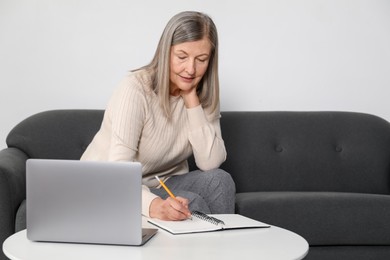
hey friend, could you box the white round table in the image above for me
[3,222,308,260]
[3,218,309,260]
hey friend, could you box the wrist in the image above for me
[180,87,200,108]
[149,197,163,218]
[182,93,200,108]
[184,97,200,108]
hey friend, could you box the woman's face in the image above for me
[169,38,211,96]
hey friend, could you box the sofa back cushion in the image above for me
[7,110,390,195]
[220,111,390,194]
[7,110,103,160]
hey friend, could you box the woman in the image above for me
[81,11,235,221]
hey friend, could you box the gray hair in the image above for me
[140,11,220,117]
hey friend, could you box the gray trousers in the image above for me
[150,169,236,214]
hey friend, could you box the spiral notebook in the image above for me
[148,211,270,235]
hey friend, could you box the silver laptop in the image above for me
[26,159,157,246]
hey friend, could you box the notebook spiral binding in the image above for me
[191,211,225,226]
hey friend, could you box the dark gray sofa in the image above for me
[2,109,390,260]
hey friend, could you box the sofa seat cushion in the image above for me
[235,191,390,246]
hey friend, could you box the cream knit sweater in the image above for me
[80,69,227,217]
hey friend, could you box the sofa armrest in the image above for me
[0,147,28,254]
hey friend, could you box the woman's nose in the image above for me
[185,59,196,75]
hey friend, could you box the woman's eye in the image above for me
[196,59,209,64]
[178,56,186,60]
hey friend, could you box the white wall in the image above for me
[1,0,390,149]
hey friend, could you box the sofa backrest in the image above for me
[7,110,103,160]
[7,110,390,195]
[220,111,390,195]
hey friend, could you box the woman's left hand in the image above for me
[180,87,200,108]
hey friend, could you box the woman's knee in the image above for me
[206,169,236,195]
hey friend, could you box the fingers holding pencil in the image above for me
[150,176,192,220]
[174,196,190,210]
[150,196,191,221]
[167,196,191,219]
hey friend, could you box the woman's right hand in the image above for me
[149,196,192,221]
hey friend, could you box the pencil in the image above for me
[155,176,176,199]
[155,175,192,220]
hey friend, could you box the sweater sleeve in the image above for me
[142,186,158,217]
[107,79,145,161]
[105,76,159,217]
[187,105,227,171]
